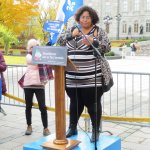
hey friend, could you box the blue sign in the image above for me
[43,20,63,33]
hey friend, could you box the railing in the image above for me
[2,65,67,109]
[103,71,150,118]
[1,65,150,127]
[0,49,26,55]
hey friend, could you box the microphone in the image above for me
[75,24,102,58]
[65,24,81,40]
[75,24,82,31]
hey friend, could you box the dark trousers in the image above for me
[24,88,48,128]
[66,87,103,129]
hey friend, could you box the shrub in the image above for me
[0,24,18,55]
[105,51,115,56]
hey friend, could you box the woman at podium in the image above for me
[58,6,111,142]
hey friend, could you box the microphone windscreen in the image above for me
[76,24,81,30]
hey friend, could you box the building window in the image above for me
[147,0,150,11]
[146,21,150,32]
[122,0,128,12]
[122,22,127,33]
[134,21,139,33]
[134,0,139,11]
[105,2,111,16]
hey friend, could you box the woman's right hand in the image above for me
[26,53,32,64]
[72,28,81,37]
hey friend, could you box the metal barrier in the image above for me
[2,65,55,107]
[103,71,150,118]
[1,65,150,128]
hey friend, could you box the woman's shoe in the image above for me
[25,125,32,135]
[90,129,100,142]
[43,128,51,136]
[66,128,77,138]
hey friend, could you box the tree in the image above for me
[0,0,39,35]
[32,0,60,44]
[0,0,61,45]
[0,24,18,55]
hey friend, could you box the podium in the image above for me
[41,58,80,149]
[24,46,121,150]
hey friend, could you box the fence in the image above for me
[1,65,150,127]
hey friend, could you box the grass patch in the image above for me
[4,56,26,65]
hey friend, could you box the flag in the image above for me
[56,0,83,23]
[49,0,83,45]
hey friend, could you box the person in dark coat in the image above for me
[0,51,7,95]
[0,51,7,116]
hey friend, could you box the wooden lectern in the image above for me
[42,58,80,150]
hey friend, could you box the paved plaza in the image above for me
[1,56,150,150]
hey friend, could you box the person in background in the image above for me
[23,39,53,136]
[134,40,141,54]
[121,43,127,59]
[0,52,7,115]
[0,51,7,94]
[58,6,111,142]
[130,41,137,56]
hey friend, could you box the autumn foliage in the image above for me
[0,0,39,35]
[0,0,60,47]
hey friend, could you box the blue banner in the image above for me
[49,32,59,45]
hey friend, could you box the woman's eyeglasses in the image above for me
[80,16,91,20]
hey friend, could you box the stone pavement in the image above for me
[1,105,150,150]
[1,56,150,150]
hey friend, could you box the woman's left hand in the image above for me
[82,35,94,46]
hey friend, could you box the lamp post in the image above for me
[115,13,121,40]
[103,15,113,33]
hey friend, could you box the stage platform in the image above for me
[23,131,121,150]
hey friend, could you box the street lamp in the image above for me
[115,13,122,40]
[103,15,113,33]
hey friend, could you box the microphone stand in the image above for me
[76,25,113,150]
[76,27,102,150]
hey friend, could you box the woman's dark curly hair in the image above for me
[75,6,99,25]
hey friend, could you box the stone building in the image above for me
[84,0,150,39]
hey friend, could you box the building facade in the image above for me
[84,0,150,39]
